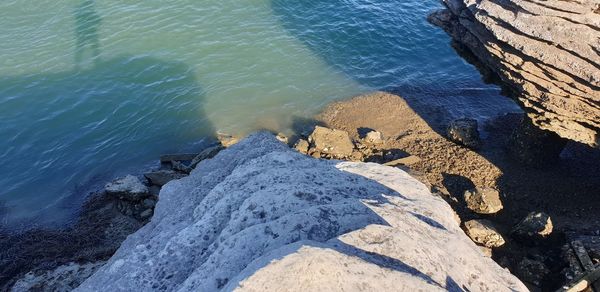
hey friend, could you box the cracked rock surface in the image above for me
[430,0,600,147]
[77,133,526,291]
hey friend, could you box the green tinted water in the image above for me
[0,0,519,228]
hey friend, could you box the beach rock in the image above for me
[364,130,384,144]
[104,175,148,201]
[189,145,225,169]
[276,133,288,144]
[293,139,310,154]
[572,235,600,261]
[144,170,186,187]
[429,0,600,147]
[447,118,481,149]
[464,219,506,248]
[308,126,354,159]
[142,198,156,209]
[350,151,364,162]
[138,209,153,220]
[159,153,198,164]
[11,261,105,292]
[148,185,161,197]
[464,188,503,214]
[77,133,526,292]
[516,258,550,286]
[512,212,553,240]
[509,116,567,166]
[217,133,240,148]
[170,160,192,173]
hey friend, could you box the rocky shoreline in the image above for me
[2,1,599,289]
[428,0,600,147]
[316,91,600,290]
[2,92,599,291]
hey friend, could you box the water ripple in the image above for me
[0,0,519,228]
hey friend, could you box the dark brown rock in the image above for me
[293,139,310,154]
[447,118,481,149]
[144,170,187,187]
[516,258,550,286]
[508,116,567,166]
[464,187,503,214]
[308,126,354,159]
[512,212,553,240]
[464,219,506,248]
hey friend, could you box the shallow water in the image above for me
[0,0,520,228]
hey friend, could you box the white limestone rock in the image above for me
[78,133,526,292]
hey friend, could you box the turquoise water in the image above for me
[0,0,519,228]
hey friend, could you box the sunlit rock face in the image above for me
[430,0,600,147]
[77,133,526,291]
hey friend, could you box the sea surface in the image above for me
[0,0,520,229]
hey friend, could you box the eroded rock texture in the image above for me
[77,133,526,291]
[430,0,600,147]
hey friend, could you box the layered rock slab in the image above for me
[77,133,526,291]
[430,0,600,147]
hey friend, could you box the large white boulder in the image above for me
[77,133,526,291]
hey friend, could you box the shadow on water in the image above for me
[0,55,215,230]
[269,0,520,133]
[271,2,600,289]
[0,0,215,230]
[0,0,216,284]
[74,0,102,68]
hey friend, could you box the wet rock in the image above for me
[11,261,106,292]
[293,139,310,154]
[159,153,198,164]
[116,200,138,217]
[464,219,506,248]
[189,145,225,169]
[364,131,384,144]
[116,199,154,220]
[516,258,550,286]
[139,209,153,220]
[144,170,187,187]
[308,126,354,159]
[571,235,600,261]
[509,116,567,167]
[170,160,192,173]
[464,188,503,214]
[148,185,161,197]
[104,175,148,201]
[512,212,553,240]
[142,199,156,209]
[447,118,481,149]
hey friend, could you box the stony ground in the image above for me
[2,91,598,291]
[0,194,144,291]
[316,91,600,290]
